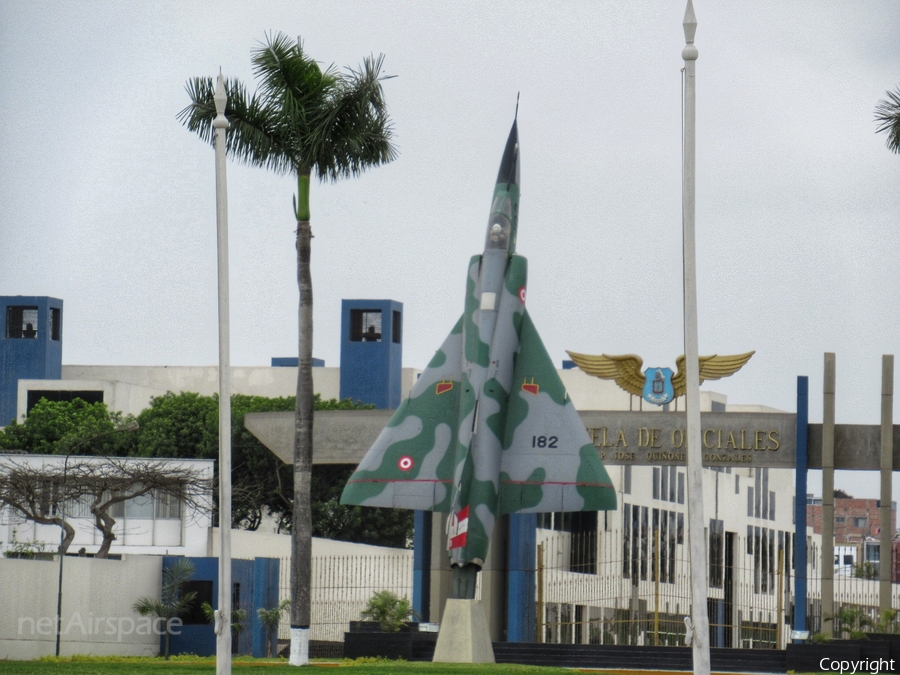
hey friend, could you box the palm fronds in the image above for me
[178,33,397,179]
[875,86,900,154]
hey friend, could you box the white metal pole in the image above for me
[681,3,711,675]
[213,71,233,675]
[880,355,893,611]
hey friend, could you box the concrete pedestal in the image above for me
[432,599,495,663]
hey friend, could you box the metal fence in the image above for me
[277,553,413,656]
[269,534,900,656]
[537,527,900,649]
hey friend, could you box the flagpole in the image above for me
[213,70,233,675]
[681,3,711,675]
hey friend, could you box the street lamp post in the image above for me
[212,71,233,675]
[54,420,139,656]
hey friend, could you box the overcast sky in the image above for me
[1,2,898,496]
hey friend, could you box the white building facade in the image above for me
[0,454,214,558]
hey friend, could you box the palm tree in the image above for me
[133,558,197,660]
[875,85,900,154]
[257,599,291,657]
[178,33,396,665]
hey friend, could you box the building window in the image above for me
[866,541,880,563]
[677,472,685,504]
[623,503,632,578]
[640,506,649,580]
[854,517,867,528]
[836,516,846,523]
[749,526,776,595]
[709,519,724,588]
[669,466,677,502]
[652,508,660,581]
[755,470,762,518]
[623,465,632,495]
[568,511,597,574]
[350,309,382,342]
[769,491,776,521]
[182,580,213,625]
[653,467,660,499]
[668,511,682,584]
[392,310,402,344]
[632,505,640,581]
[735,473,740,495]
[748,487,754,518]
[660,466,668,502]
[6,306,38,339]
[155,492,183,519]
[27,390,104,414]
[125,493,154,519]
[50,307,61,341]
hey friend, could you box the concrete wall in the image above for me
[208,528,414,560]
[18,366,338,421]
[17,365,424,420]
[0,555,162,659]
[17,361,733,423]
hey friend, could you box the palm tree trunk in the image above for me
[290,171,313,666]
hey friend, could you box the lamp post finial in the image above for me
[683,0,698,60]
[214,70,228,127]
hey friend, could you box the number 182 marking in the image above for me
[532,435,558,448]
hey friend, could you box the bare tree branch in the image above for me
[0,457,212,557]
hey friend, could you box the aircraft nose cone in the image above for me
[496,120,519,186]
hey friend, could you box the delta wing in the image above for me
[499,310,617,514]
[340,317,464,511]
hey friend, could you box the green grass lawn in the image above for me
[0,656,594,675]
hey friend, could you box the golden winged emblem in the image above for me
[565,350,754,404]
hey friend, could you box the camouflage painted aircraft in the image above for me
[340,117,617,598]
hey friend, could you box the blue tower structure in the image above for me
[340,299,402,410]
[0,296,63,426]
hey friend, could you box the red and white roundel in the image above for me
[397,455,414,471]
[518,286,527,303]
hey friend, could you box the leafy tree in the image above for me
[0,398,136,457]
[133,558,197,660]
[875,85,900,154]
[135,391,397,537]
[230,394,296,530]
[178,33,396,665]
[311,464,412,547]
[1,392,409,553]
[135,392,218,462]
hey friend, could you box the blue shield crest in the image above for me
[642,367,674,405]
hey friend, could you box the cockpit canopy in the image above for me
[485,192,515,252]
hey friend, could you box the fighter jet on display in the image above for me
[340,115,617,597]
